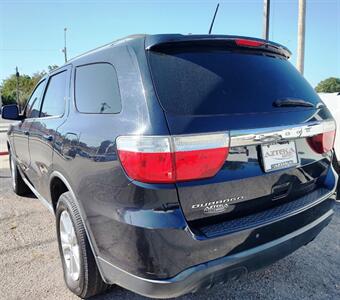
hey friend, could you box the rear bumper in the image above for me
[97,208,333,299]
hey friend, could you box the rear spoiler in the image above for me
[145,34,291,59]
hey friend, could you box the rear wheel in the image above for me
[56,192,108,298]
[333,153,340,174]
[332,153,339,200]
[9,152,31,196]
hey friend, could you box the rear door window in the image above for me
[75,63,121,114]
[40,71,67,117]
[148,48,320,115]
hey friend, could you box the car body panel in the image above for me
[163,109,334,223]
[11,120,32,170]
[27,67,71,200]
[4,34,338,295]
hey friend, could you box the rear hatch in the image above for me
[146,36,336,227]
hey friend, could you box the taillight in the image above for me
[116,133,229,183]
[307,130,336,154]
[307,120,336,154]
[173,134,229,181]
[235,38,265,47]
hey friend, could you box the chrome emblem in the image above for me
[255,134,282,143]
[192,196,244,215]
[204,204,229,214]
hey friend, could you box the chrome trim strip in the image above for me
[13,156,54,213]
[174,133,229,152]
[20,175,54,214]
[230,120,336,147]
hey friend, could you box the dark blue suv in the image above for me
[2,34,338,298]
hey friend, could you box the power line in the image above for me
[0,49,60,51]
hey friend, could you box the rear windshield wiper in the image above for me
[273,98,315,108]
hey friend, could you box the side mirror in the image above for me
[1,104,21,120]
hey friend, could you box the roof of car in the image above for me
[54,33,291,73]
[66,34,147,64]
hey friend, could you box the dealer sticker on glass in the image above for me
[261,141,299,172]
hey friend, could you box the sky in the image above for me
[0,0,339,87]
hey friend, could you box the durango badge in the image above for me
[204,203,229,214]
[192,196,244,215]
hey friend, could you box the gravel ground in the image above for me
[0,153,340,300]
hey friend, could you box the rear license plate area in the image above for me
[261,140,299,172]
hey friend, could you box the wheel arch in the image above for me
[49,171,108,282]
[49,171,76,212]
[50,176,69,212]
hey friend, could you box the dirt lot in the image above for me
[1,153,340,300]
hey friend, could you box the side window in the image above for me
[75,63,121,114]
[40,71,67,117]
[25,80,45,118]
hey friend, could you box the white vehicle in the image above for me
[319,93,340,161]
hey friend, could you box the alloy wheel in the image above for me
[60,210,80,281]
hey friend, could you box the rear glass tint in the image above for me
[148,49,320,115]
[75,63,121,114]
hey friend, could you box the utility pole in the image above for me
[297,0,306,74]
[263,0,270,40]
[62,27,68,63]
[15,66,20,109]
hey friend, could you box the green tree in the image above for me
[315,77,340,93]
[48,64,59,72]
[0,73,42,107]
[0,65,58,107]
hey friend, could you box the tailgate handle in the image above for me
[272,182,292,201]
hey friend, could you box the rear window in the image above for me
[148,49,320,115]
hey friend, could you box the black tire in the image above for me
[332,153,340,199]
[332,152,340,174]
[9,152,31,196]
[56,192,108,299]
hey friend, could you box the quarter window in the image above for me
[75,63,121,114]
[40,71,67,117]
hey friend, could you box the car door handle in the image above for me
[23,130,29,136]
[43,134,53,142]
